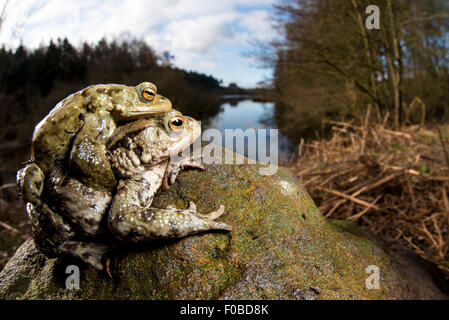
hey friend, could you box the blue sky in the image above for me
[0,0,278,88]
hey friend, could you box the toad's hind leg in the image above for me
[107,178,231,242]
[107,163,232,242]
[26,201,115,271]
[108,206,232,242]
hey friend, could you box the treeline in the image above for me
[0,37,223,145]
[269,0,449,139]
[0,37,226,183]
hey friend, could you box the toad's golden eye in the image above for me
[169,116,184,130]
[142,87,156,101]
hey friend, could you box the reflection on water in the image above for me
[203,99,297,161]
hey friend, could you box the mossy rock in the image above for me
[0,161,446,299]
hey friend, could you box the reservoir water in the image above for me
[203,98,297,162]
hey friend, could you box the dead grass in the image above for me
[288,113,449,277]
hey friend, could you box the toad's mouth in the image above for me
[119,97,172,119]
[169,134,202,159]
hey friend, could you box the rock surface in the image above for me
[0,162,447,299]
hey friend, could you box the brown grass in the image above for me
[288,114,449,277]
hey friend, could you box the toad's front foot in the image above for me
[185,201,228,221]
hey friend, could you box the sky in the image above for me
[0,0,278,88]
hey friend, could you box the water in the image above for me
[203,99,297,162]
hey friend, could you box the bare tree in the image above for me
[267,0,449,131]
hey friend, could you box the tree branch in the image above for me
[402,13,449,26]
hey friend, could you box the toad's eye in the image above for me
[169,116,184,131]
[142,87,156,102]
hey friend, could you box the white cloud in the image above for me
[237,9,277,41]
[160,13,236,54]
[0,0,277,87]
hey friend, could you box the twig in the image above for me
[348,195,382,221]
[303,175,322,187]
[422,176,449,182]
[322,120,359,130]
[296,164,321,177]
[421,221,439,252]
[352,172,402,197]
[298,138,304,158]
[403,236,426,256]
[438,127,449,171]
[431,215,444,258]
[316,186,381,210]
[324,199,346,218]
[301,171,337,177]
[394,228,403,240]
[405,173,416,207]
[319,166,363,186]
[381,112,390,128]
[380,127,413,139]
[318,175,384,210]
[442,187,449,252]
[384,165,420,176]
[0,220,19,233]
[0,183,15,191]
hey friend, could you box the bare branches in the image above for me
[402,13,449,26]
[0,220,18,233]
[268,0,449,131]
[316,186,381,211]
